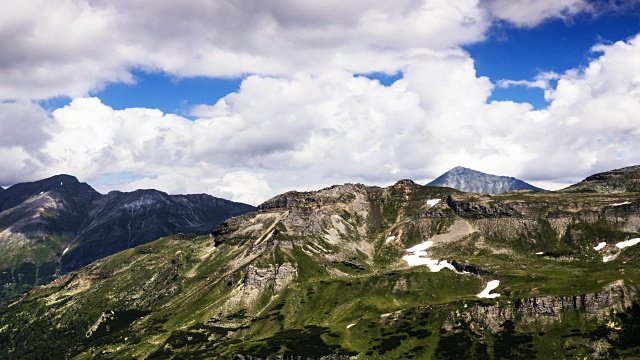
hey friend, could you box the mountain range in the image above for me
[427,166,545,193]
[0,174,254,302]
[1,166,640,358]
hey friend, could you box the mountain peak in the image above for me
[0,174,97,212]
[450,166,469,172]
[393,179,418,187]
[46,174,80,183]
[427,167,544,194]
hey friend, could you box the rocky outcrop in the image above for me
[516,280,634,317]
[451,281,635,332]
[257,184,368,211]
[445,196,523,219]
[243,262,298,295]
[450,260,487,275]
[86,311,115,338]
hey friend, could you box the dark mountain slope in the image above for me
[61,189,254,272]
[427,166,545,194]
[0,175,255,301]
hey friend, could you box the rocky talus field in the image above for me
[3,167,640,359]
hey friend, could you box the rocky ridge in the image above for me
[562,165,640,193]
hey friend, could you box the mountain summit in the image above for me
[427,166,544,194]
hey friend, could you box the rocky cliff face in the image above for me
[243,263,297,300]
[449,281,635,333]
[0,174,255,302]
[427,166,544,194]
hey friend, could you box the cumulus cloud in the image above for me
[10,34,634,203]
[0,1,626,101]
[0,0,493,100]
[0,101,51,185]
[1,1,640,203]
[485,0,591,27]
[519,35,640,179]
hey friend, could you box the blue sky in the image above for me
[2,1,640,204]
[469,11,640,108]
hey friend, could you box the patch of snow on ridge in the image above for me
[386,236,395,243]
[616,238,640,249]
[477,280,500,299]
[535,252,544,255]
[62,246,70,256]
[346,323,356,329]
[407,241,433,253]
[611,202,632,207]
[427,199,440,206]
[603,255,613,262]
[594,242,606,251]
[402,240,456,272]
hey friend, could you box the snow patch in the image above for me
[603,255,613,262]
[385,236,395,243]
[62,246,70,256]
[477,280,501,299]
[39,191,44,195]
[427,199,440,206]
[535,252,544,255]
[402,240,455,272]
[594,242,606,251]
[346,323,356,329]
[407,241,433,253]
[208,245,216,253]
[616,238,640,249]
[611,202,632,207]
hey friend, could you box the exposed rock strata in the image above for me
[449,281,635,332]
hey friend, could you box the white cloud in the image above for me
[0,0,492,100]
[486,0,591,27]
[1,2,640,202]
[497,72,559,90]
[21,34,636,203]
[518,35,640,180]
[0,101,50,185]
